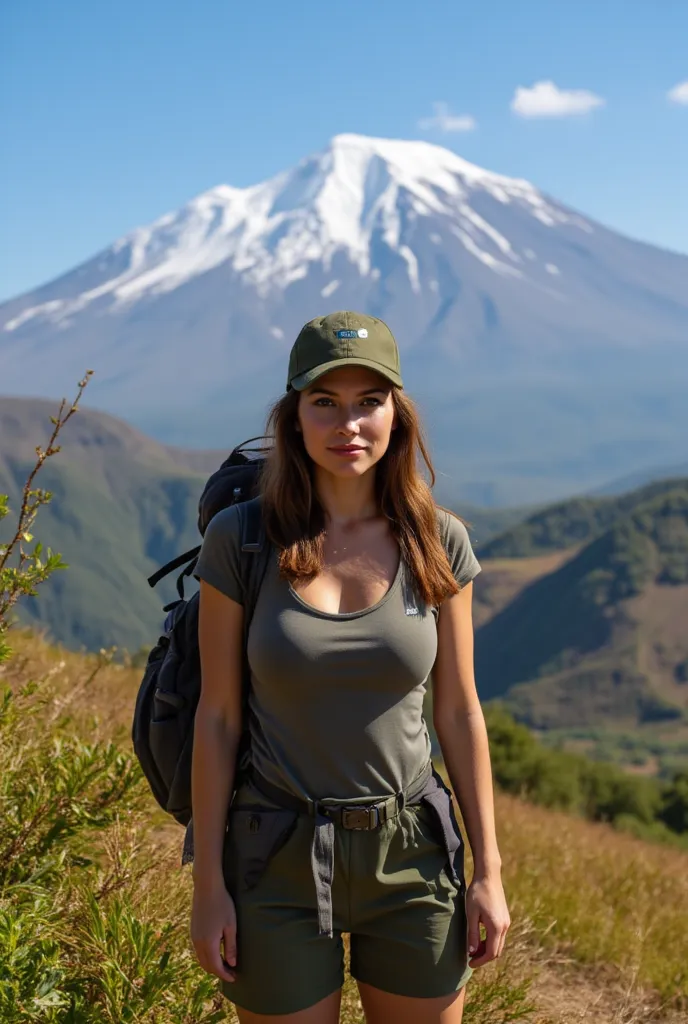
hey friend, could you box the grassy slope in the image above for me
[5,627,687,1020]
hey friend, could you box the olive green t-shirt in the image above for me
[194,505,481,801]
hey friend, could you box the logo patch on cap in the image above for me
[336,329,358,339]
[358,328,368,338]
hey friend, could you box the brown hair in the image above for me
[259,387,468,607]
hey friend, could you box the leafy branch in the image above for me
[0,370,93,662]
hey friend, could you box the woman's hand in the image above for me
[465,872,510,968]
[191,878,238,983]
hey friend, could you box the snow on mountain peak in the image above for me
[3,133,592,333]
[329,132,522,189]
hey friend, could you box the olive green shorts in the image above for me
[220,777,473,1016]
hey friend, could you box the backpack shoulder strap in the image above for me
[239,494,264,553]
[236,495,271,630]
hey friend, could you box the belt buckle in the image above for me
[342,805,379,830]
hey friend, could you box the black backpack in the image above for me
[131,436,273,828]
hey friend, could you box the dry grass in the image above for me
[4,627,688,1022]
[483,792,688,1015]
[427,752,688,1020]
[1,626,139,742]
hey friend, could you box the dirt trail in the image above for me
[525,956,684,1024]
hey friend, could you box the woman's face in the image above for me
[296,365,397,479]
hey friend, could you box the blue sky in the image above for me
[1,0,686,302]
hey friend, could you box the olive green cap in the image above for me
[287,311,404,391]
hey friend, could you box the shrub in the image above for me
[660,770,688,834]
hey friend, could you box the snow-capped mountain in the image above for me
[2,134,687,505]
[2,136,591,319]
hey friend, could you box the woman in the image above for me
[190,311,510,1023]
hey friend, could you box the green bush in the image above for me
[660,770,688,834]
[483,703,684,839]
[0,674,225,1024]
[0,888,67,1021]
[0,682,143,888]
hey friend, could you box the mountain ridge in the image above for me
[0,396,227,479]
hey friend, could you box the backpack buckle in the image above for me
[341,805,380,830]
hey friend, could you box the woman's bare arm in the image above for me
[432,582,500,876]
[432,582,510,965]
[190,579,244,981]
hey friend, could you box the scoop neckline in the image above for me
[287,553,404,620]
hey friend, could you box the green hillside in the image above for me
[480,476,688,557]
[0,396,233,651]
[1,454,206,651]
[475,485,688,739]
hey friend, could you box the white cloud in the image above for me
[668,80,688,105]
[418,102,476,133]
[511,80,605,118]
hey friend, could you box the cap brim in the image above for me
[290,357,403,391]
